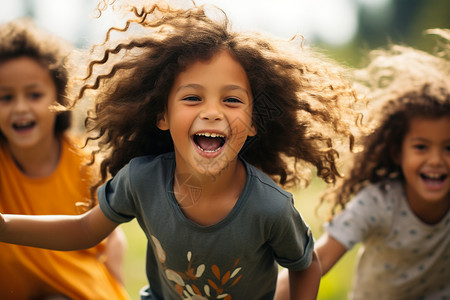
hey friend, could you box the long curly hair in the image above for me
[0,18,72,143]
[70,1,359,193]
[321,29,450,218]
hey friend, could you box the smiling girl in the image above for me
[276,29,450,300]
[0,19,129,300]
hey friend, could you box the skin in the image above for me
[275,116,450,299]
[0,57,60,177]
[157,50,256,226]
[0,50,320,299]
[398,117,450,224]
[0,56,126,284]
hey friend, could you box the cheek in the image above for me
[229,117,253,147]
[0,108,10,128]
[40,109,58,129]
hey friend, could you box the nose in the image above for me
[12,95,30,113]
[428,148,444,166]
[199,101,223,121]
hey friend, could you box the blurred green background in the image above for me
[2,0,449,299]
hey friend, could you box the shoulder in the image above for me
[244,161,292,201]
[351,179,403,208]
[128,152,175,171]
[332,179,403,224]
[325,180,403,248]
[62,135,90,162]
[120,152,175,183]
[242,161,295,219]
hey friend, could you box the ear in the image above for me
[157,112,169,131]
[248,123,257,137]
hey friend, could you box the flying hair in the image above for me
[319,29,450,218]
[67,1,360,196]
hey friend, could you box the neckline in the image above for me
[393,180,450,228]
[166,155,252,231]
[2,138,65,182]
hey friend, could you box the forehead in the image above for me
[171,50,251,93]
[405,116,450,141]
[0,56,54,88]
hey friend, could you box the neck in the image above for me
[8,135,61,178]
[173,157,247,226]
[409,199,450,225]
[176,157,244,197]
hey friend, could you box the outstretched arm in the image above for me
[315,232,347,276]
[288,251,321,300]
[0,205,118,251]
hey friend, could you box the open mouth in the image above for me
[420,173,448,186]
[13,121,36,131]
[193,132,226,153]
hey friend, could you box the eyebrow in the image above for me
[0,83,42,91]
[410,137,450,143]
[175,84,250,97]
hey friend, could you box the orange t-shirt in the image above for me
[0,137,129,300]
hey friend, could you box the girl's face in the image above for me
[158,50,256,177]
[0,57,58,151]
[399,117,450,208]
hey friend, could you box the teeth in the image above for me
[17,121,33,126]
[424,173,443,179]
[196,132,224,138]
[197,146,222,153]
[13,120,34,128]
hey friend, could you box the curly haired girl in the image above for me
[1,2,358,299]
[278,29,450,300]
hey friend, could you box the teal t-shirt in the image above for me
[98,152,314,300]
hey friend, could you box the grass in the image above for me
[121,178,357,299]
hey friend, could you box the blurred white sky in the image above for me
[0,0,390,48]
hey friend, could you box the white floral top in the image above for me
[326,180,450,300]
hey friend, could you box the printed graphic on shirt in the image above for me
[151,235,243,299]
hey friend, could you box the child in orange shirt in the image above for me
[0,18,129,300]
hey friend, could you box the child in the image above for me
[276,30,450,300]
[0,3,359,299]
[0,19,129,299]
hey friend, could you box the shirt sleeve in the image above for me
[269,198,314,271]
[325,184,391,249]
[98,162,137,224]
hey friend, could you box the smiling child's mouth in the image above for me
[420,173,448,186]
[13,121,36,131]
[193,133,226,153]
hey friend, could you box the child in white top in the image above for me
[275,29,450,300]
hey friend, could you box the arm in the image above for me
[274,234,347,300]
[289,251,321,300]
[315,232,347,275]
[103,227,127,284]
[0,205,118,251]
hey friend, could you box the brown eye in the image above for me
[413,144,427,151]
[0,94,13,102]
[182,96,201,102]
[29,92,43,100]
[224,97,242,103]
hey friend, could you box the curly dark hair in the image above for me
[71,2,359,193]
[321,29,450,218]
[0,18,72,143]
